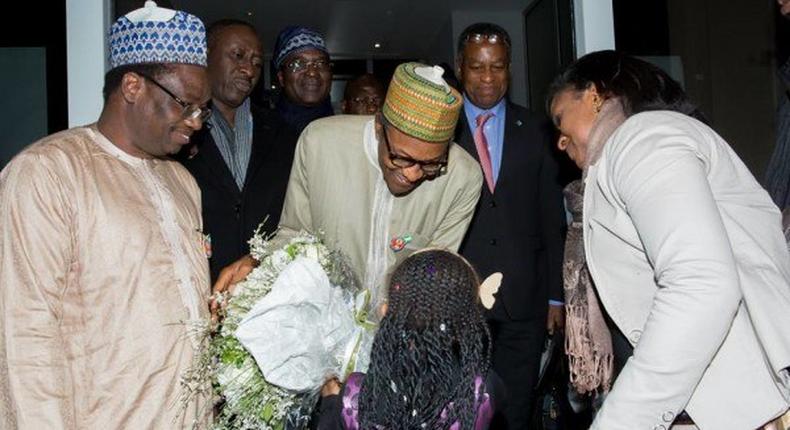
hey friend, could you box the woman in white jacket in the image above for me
[547,50,790,430]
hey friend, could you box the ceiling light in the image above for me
[373,42,381,49]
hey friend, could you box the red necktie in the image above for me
[474,112,495,193]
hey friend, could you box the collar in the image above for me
[209,97,251,132]
[363,118,381,173]
[276,96,334,118]
[88,124,150,168]
[463,97,506,124]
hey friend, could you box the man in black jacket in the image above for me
[455,23,567,429]
[178,20,298,282]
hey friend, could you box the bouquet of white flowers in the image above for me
[181,229,374,430]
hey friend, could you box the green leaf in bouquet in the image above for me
[262,402,274,421]
[219,338,248,367]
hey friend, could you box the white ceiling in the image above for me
[170,0,534,60]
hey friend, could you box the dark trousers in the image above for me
[488,317,547,430]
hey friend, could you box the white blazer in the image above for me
[584,111,790,430]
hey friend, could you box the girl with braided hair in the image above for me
[317,249,505,429]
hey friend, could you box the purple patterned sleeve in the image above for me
[447,375,495,430]
[473,375,495,430]
[341,373,364,430]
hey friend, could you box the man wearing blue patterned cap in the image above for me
[0,2,213,427]
[273,25,334,134]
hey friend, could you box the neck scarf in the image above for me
[564,97,627,394]
[276,96,334,135]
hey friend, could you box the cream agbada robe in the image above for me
[279,115,483,309]
[0,126,211,429]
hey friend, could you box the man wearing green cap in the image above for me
[214,62,483,316]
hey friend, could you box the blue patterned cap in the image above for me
[108,1,207,69]
[273,25,328,69]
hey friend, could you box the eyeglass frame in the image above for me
[282,57,332,74]
[464,33,511,47]
[350,95,383,108]
[379,120,448,176]
[137,72,211,122]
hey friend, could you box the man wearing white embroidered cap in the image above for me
[0,2,212,428]
[214,62,483,321]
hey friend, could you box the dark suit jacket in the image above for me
[457,102,566,320]
[178,104,298,282]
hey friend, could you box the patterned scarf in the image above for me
[209,98,253,190]
[564,98,627,394]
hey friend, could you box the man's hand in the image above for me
[209,254,257,318]
[546,304,565,335]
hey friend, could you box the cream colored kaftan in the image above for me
[0,126,211,429]
[278,115,483,312]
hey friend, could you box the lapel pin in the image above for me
[389,234,413,252]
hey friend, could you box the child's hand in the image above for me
[321,377,341,396]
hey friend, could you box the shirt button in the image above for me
[652,425,666,430]
[629,329,642,343]
[662,411,675,422]
[490,239,497,246]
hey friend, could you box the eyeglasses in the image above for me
[465,33,510,47]
[137,73,211,122]
[380,122,448,176]
[351,96,383,107]
[284,58,332,73]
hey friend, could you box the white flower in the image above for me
[217,361,252,407]
[269,249,290,272]
[303,244,321,261]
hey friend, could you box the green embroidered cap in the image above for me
[382,62,463,143]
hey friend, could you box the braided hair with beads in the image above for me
[357,249,492,429]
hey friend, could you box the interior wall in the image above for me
[666,0,776,175]
[1,1,67,169]
[67,0,113,127]
[573,0,615,56]
[424,16,454,69]
[0,48,48,167]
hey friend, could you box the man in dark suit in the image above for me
[178,20,298,282]
[455,22,567,429]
